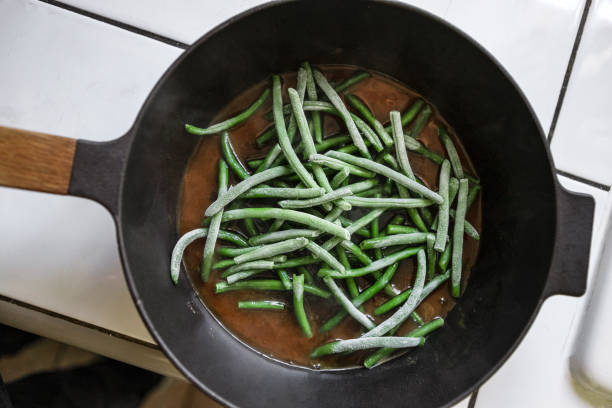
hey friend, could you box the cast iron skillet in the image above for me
[0,1,595,407]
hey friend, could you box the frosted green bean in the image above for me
[248,229,320,246]
[311,336,423,358]
[221,208,350,240]
[434,160,451,252]
[323,276,375,330]
[241,187,325,199]
[234,237,309,264]
[452,179,469,297]
[363,249,426,337]
[305,241,345,272]
[314,70,370,158]
[321,151,443,204]
[185,88,270,135]
[360,233,429,249]
[205,166,292,216]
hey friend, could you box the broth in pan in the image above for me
[177,65,481,369]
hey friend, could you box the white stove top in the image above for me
[1,0,611,406]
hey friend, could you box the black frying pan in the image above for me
[0,1,594,407]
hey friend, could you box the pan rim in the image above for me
[116,1,557,407]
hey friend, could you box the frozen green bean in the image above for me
[333,71,370,93]
[374,268,450,315]
[212,259,235,270]
[247,159,263,169]
[314,70,370,158]
[201,159,228,282]
[345,93,393,146]
[305,241,345,272]
[323,276,375,330]
[279,186,353,209]
[220,132,250,180]
[221,208,350,240]
[248,229,320,246]
[426,233,436,279]
[406,105,431,138]
[315,135,351,152]
[238,300,285,310]
[222,260,274,277]
[352,114,384,152]
[272,75,319,190]
[241,187,325,199]
[277,269,292,290]
[256,126,276,147]
[320,263,398,333]
[293,274,312,337]
[363,318,443,368]
[383,99,424,133]
[289,87,334,201]
[439,127,464,179]
[330,168,350,189]
[215,280,330,298]
[386,225,419,235]
[340,240,372,266]
[363,249,426,337]
[344,196,433,209]
[227,270,270,284]
[434,160,451,252]
[217,246,259,257]
[170,227,248,283]
[205,166,292,216]
[391,110,415,180]
[360,233,429,249]
[319,247,421,278]
[234,237,309,264]
[185,88,269,135]
[311,336,423,358]
[308,154,375,178]
[319,151,442,204]
[452,179,469,297]
[302,62,323,144]
[339,216,370,238]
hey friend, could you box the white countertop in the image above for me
[1,0,611,406]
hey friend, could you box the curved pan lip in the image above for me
[117,0,557,406]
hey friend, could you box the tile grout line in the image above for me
[556,170,611,191]
[0,294,160,350]
[37,0,189,49]
[547,0,592,144]
[544,0,609,193]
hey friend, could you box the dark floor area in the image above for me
[0,325,220,408]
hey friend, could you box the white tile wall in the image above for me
[0,0,182,343]
[551,0,612,187]
[56,0,265,45]
[56,0,585,132]
[475,177,611,408]
[440,0,586,132]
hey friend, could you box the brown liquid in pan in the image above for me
[179,66,481,369]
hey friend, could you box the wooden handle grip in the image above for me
[0,126,76,194]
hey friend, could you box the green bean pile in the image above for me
[172,63,481,368]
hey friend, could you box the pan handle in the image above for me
[0,125,129,216]
[542,183,595,298]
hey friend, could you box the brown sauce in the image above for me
[178,65,481,369]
